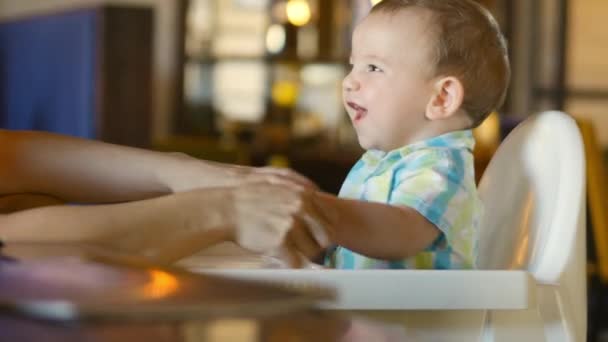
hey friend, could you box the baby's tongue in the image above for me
[355,107,367,120]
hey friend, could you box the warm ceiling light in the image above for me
[371,0,383,6]
[286,0,311,27]
[266,24,286,54]
[272,81,299,107]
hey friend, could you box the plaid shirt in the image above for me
[326,130,481,269]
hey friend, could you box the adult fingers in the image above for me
[299,213,332,249]
[257,167,319,190]
[280,241,305,268]
[287,217,323,260]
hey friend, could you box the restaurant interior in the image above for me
[0,0,607,340]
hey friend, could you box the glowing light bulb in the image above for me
[271,81,299,107]
[266,24,286,54]
[286,0,311,27]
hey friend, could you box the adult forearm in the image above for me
[0,189,234,262]
[315,192,439,260]
[0,130,238,203]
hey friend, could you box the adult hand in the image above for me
[233,165,319,190]
[164,154,318,193]
[101,184,330,266]
[229,183,331,268]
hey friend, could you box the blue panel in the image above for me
[0,9,97,138]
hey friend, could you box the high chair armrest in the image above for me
[204,269,537,310]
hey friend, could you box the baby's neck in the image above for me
[382,119,470,152]
[410,124,468,144]
[422,114,471,139]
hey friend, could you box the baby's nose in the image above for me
[342,74,360,92]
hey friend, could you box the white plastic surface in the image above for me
[477,111,585,283]
[477,111,587,341]
[207,269,536,310]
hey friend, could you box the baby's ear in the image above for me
[425,76,464,121]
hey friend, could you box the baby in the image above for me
[315,0,511,269]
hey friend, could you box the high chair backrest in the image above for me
[477,111,587,341]
[477,111,585,283]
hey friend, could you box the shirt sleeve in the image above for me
[387,149,478,247]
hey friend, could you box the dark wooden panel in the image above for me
[98,6,153,148]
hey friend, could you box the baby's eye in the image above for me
[367,64,382,72]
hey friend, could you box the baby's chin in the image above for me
[356,135,380,151]
[357,135,397,152]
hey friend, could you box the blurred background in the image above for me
[0,0,605,188]
[3,0,607,192]
[1,0,608,339]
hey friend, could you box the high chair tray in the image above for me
[202,269,536,310]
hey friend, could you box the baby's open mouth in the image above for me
[347,102,367,122]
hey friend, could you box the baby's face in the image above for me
[343,9,437,151]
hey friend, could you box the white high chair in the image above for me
[205,111,587,341]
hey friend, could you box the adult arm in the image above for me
[0,184,324,264]
[0,129,314,204]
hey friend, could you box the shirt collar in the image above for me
[361,130,475,165]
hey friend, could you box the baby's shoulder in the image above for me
[392,147,473,180]
[397,147,459,167]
